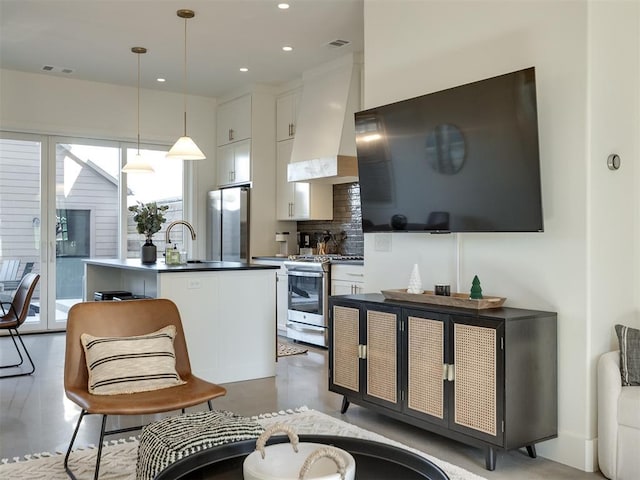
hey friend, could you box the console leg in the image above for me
[340,397,350,414]
[526,444,537,458]
[485,447,496,471]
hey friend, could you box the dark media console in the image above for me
[328,293,557,470]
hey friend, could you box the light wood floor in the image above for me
[0,332,604,479]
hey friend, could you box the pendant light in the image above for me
[167,9,206,160]
[122,47,154,173]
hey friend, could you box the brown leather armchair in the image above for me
[63,298,227,480]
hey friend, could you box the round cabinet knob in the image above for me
[607,154,621,170]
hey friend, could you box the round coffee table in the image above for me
[153,434,449,480]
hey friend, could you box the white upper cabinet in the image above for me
[276,90,301,142]
[276,139,332,221]
[217,139,251,187]
[217,94,252,146]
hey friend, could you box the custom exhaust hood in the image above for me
[287,53,361,184]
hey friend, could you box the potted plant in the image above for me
[128,201,169,264]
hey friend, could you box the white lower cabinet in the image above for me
[253,259,288,335]
[331,264,364,295]
[276,267,288,334]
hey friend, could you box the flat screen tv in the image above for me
[354,67,543,233]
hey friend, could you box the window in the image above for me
[125,147,183,258]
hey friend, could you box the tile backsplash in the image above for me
[297,182,364,255]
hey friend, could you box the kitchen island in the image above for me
[83,259,278,384]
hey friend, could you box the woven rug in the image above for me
[277,341,308,357]
[0,406,487,480]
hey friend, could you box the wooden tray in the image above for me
[381,289,506,310]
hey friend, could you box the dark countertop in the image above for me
[251,256,288,262]
[84,258,279,272]
[252,256,364,266]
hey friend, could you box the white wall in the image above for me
[362,0,639,472]
[0,69,218,259]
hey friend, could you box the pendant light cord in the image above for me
[182,16,188,137]
[137,52,141,154]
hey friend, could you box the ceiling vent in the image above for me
[41,65,74,74]
[326,39,350,48]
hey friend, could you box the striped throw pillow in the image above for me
[81,325,186,395]
[615,324,640,386]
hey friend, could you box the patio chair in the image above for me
[0,259,20,283]
[0,260,34,292]
[0,273,40,378]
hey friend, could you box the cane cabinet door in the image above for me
[403,309,448,429]
[362,304,401,411]
[449,317,504,444]
[331,303,361,396]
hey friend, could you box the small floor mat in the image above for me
[277,342,308,357]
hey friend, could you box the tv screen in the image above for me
[355,67,543,233]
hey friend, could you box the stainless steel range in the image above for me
[284,255,364,348]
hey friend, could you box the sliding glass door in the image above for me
[0,133,47,331]
[50,139,121,329]
[1,133,179,331]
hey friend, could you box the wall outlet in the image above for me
[374,234,392,252]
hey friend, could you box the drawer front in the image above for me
[331,264,364,282]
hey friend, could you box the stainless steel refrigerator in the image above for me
[206,186,250,262]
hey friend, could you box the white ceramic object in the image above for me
[243,424,355,480]
[407,263,423,294]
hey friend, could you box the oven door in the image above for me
[287,269,325,327]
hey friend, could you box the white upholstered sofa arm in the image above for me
[598,350,621,479]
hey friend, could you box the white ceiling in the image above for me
[0,0,364,98]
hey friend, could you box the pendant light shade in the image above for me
[122,47,154,173]
[122,153,155,173]
[167,9,205,160]
[167,136,206,160]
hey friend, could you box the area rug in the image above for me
[277,341,308,357]
[0,406,487,480]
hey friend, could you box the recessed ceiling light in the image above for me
[282,45,293,52]
[278,3,290,9]
[157,78,166,83]
[239,67,249,72]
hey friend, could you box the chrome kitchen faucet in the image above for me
[165,220,196,263]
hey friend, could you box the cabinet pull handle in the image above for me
[229,128,234,141]
[291,123,295,136]
[357,344,367,359]
[447,364,455,382]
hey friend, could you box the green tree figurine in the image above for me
[470,275,483,299]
